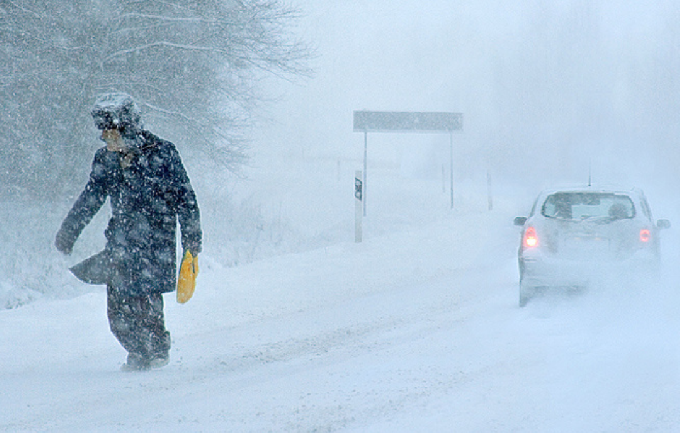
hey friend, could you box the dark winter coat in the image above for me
[56,131,202,296]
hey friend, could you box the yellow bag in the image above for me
[177,250,199,303]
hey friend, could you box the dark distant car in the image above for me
[514,187,670,307]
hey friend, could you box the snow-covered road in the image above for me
[3,208,680,432]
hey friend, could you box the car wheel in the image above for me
[519,281,531,308]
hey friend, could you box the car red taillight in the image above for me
[639,229,651,243]
[523,226,539,248]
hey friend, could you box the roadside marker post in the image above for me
[355,170,363,243]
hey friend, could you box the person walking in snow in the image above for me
[55,92,202,371]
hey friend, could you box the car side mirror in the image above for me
[514,217,527,226]
[657,219,671,229]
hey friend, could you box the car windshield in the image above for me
[541,192,635,220]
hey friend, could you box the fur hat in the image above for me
[91,93,142,136]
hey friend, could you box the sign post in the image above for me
[353,110,463,214]
[363,132,368,216]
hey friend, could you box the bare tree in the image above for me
[0,0,310,197]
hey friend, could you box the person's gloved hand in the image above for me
[55,229,74,255]
[177,250,198,303]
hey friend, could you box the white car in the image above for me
[514,187,670,307]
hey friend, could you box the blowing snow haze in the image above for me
[0,1,676,309]
[5,1,680,431]
[259,0,680,193]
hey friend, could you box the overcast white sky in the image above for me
[254,1,680,197]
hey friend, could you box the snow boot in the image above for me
[120,353,150,372]
[148,354,170,369]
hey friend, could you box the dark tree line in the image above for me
[0,0,309,198]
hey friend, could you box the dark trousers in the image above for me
[106,285,171,359]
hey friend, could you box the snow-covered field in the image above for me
[2,147,679,432]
